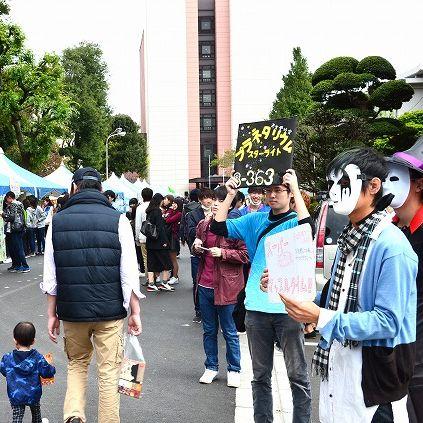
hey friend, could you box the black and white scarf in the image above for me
[312,211,385,380]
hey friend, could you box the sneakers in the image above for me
[146,284,159,292]
[158,282,175,291]
[227,371,241,388]
[7,266,17,272]
[199,369,218,384]
[168,276,179,285]
[41,419,50,423]
[16,266,30,273]
[155,276,160,283]
[139,271,145,277]
[67,418,82,423]
[3,257,12,264]
[193,313,202,324]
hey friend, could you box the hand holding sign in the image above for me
[225,175,240,196]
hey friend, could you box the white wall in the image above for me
[143,0,189,194]
[398,82,423,115]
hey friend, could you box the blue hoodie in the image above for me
[0,349,56,405]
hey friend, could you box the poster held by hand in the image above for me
[233,118,297,188]
[265,224,316,303]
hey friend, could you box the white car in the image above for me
[314,200,349,292]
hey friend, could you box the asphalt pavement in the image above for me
[0,247,236,423]
[0,246,321,422]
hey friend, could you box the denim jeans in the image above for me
[35,227,45,253]
[26,228,36,254]
[191,255,200,314]
[245,311,311,423]
[10,231,28,268]
[198,286,241,372]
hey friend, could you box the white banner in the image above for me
[265,224,316,303]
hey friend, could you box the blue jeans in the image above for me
[10,231,28,268]
[191,255,200,314]
[245,311,311,423]
[198,286,241,372]
[26,228,36,253]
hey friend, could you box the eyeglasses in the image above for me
[263,187,289,195]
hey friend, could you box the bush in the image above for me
[370,118,402,137]
[370,80,414,111]
[312,57,359,85]
[311,80,334,101]
[399,110,423,136]
[356,56,396,80]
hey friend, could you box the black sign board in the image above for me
[233,118,297,188]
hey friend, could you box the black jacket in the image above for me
[145,208,169,250]
[186,206,205,248]
[52,189,126,322]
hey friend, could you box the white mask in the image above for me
[383,163,410,209]
[328,164,363,215]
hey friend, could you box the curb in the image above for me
[235,334,293,423]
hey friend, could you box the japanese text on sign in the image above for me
[265,224,316,303]
[233,118,297,188]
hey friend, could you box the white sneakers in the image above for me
[42,419,49,423]
[227,371,241,388]
[199,369,218,384]
[168,276,179,285]
[198,369,241,387]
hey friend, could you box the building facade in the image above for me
[139,0,291,193]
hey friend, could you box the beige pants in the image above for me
[63,319,124,423]
[140,243,148,274]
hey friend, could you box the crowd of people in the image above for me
[1,138,423,423]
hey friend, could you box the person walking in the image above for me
[210,171,312,423]
[145,193,174,292]
[126,198,145,275]
[40,167,143,423]
[2,191,30,273]
[164,198,183,285]
[135,188,153,280]
[193,186,249,388]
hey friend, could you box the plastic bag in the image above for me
[40,353,55,386]
[118,334,146,399]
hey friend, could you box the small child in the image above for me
[0,322,55,423]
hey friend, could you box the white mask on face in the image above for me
[383,163,410,209]
[328,164,363,215]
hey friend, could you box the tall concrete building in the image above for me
[139,0,290,192]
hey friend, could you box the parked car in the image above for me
[314,200,349,291]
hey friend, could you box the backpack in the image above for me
[11,204,25,232]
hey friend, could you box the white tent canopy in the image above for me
[105,173,137,200]
[45,161,73,191]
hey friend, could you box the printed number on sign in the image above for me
[233,169,275,187]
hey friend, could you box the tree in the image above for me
[108,114,148,177]
[61,42,111,171]
[210,148,235,175]
[269,47,313,120]
[310,55,415,153]
[399,110,423,137]
[0,4,72,171]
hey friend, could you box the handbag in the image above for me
[140,219,158,240]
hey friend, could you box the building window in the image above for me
[200,89,216,107]
[199,41,215,59]
[199,65,215,82]
[200,114,216,132]
[199,17,214,34]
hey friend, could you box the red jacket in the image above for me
[195,217,249,305]
[164,209,182,238]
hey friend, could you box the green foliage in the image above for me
[369,118,403,137]
[399,110,423,136]
[312,57,358,85]
[356,56,396,80]
[108,114,148,177]
[370,80,414,111]
[61,42,111,171]
[311,80,334,102]
[211,149,235,170]
[269,47,313,120]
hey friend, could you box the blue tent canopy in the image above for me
[0,147,66,198]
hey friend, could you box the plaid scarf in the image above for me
[312,210,385,381]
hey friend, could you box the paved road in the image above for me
[0,247,236,422]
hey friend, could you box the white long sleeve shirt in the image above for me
[134,201,149,244]
[40,214,144,311]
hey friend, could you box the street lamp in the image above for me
[105,127,126,179]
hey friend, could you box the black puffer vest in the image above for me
[52,189,126,322]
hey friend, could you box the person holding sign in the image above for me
[262,148,418,423]
[210,169,312,423]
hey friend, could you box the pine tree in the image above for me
[269,47,313,120]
